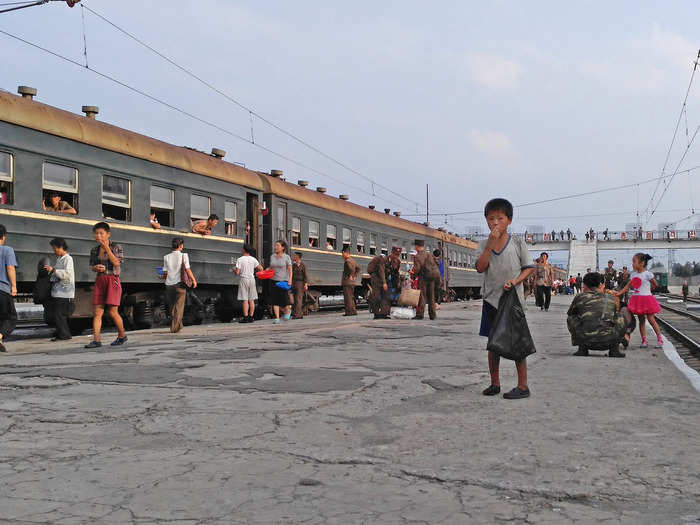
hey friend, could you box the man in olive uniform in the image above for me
[603,259,617,290]
[533,252,554,311]
[386,246,402,301]
[617,266,630,304]
[367,252,390,319]
[411,239,439,320]
[341,247,361,316]
[291,252,308,319]
[567,272,626,358]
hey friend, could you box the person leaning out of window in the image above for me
[192,214,219,236]
[43,237,75,341]
[161,237,197,333]
[43,193,76,215]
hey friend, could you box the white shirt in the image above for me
[163,251,190,286]
[629,270,654,296]
[51,253,75,298]
[236,255,260,279]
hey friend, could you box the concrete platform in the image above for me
[0,297,698,524]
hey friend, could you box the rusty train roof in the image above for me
[0,90,475,249]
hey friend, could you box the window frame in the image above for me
[356,231,365,254]
[101,174,131,222]
[309,220,320,248]
[150,185,175,228]
[291,216,301,246]
[342,227,351,251]
[190,194,211,222]
[369,233,377,255]
[0,151,14,206]
[326,224,337,251]
[42,162,78,193]
[225,200,238,236]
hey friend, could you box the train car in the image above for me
[0,85,481,327]
[652,271,669,294]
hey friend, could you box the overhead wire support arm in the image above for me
[0,0,77,14]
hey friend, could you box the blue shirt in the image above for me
[438,259,445,279]
[0,245,18,294]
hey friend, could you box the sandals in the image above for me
[482,385,501,396]
[655,337,664,349]
[640,339,649,349]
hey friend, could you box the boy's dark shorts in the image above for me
[479,301,498,338]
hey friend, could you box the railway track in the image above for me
[656,301,700,374]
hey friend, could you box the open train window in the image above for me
[291,217,301,246]
[150,185,174,227]
[43,162,78,212]
[381,240,388,256]
[225,201,238,236]
[308,221,319,248]
[190,194,210,226]
[102,175,131,222]
[276,204,287,242]
[401,245,407,261]
[326,224,337,250]
[369,233,377,255]
[342,228,351,251]
[0,152,13,205]
[356,231,365,254]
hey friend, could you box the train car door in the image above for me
[261,195,288,264]
[246,192,259,254]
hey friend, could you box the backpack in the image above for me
[422,254,441,280]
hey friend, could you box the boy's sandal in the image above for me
[482,385,501,396]
[621,334,630,348]
[503,387,530,400]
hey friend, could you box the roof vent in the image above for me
[316,187,327,193]
[82,106,99,119]
[270,169,283,178]
[438,227,445,232]
[368,205,376,210]
[448,231,453,235]
[384,208,391,214]
[17,86,37,100]
[339,194,349,201]
[393,211,401,217]
[298,180,309,187]
[423,221,430,226]
[211,148,226,159]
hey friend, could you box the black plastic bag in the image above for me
[33,256,52,305]
[487,287,536,361]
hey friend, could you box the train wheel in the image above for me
[214,289,236,323]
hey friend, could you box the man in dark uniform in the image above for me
[386,246,402,301]
[617,266,630,304]
[341,247,361,316]
[603,259,617,290]
[411,239,439,320]
[367,252,390,319]
[291,251,308,319]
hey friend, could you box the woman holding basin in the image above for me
[265,240,292,325]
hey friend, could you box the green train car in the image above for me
[652,271,669,294]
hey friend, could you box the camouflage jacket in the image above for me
[566,291,626,346]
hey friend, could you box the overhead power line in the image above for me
[81,3,425,212]
[0,27,414,211]
[400,164,700,218]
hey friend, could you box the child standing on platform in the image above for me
[615,253,663,348]
[475,198,536,399]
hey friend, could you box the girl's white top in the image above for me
[629,270,654,296]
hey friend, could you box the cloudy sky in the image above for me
[2,0,700,264]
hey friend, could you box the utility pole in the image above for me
[426,184,429,226]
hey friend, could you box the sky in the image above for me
[2,1,700,266]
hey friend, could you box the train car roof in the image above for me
[0,90,475,249]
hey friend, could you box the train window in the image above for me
[291,217,301,246]
[276,204,287,242]
[190,194,210,225]
[0,152,13,205]
[43,162,78,211]
[308,220,319,248]
[102,175,131,222]
[150,185,174,227]
[356,231,365,254]
[225,201,238,236]
[401,245,407,261]
[369,233,377,255]
[342,228,351,251]
[326,224,337,250]
[381,240,388,256]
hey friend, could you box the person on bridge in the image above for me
[533,252,554,311]
[567,272,627,358]
[560,229,565,241]
[615,253,663,349]
[476,198,535,399]
[575,273,582,293]
[567,228,572,240]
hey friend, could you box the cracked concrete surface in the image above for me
[0,296,699,524]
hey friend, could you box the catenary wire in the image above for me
[80,3,425,212]
[641,50,700,221]
[0,27,413,211]
[400,164,700,218]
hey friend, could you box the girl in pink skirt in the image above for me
[615,253,662,348]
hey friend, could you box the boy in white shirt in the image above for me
[235,244,263,323]
[162,237,197,333]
